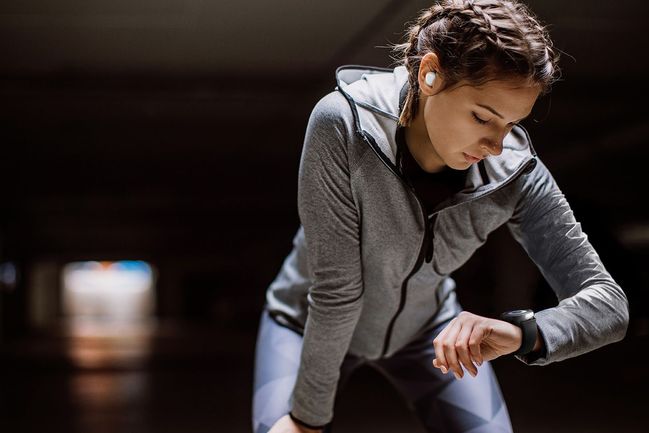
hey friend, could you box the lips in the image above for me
[463,152,482,163]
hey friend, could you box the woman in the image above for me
[252,1,629,432]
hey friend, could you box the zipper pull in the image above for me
[425,215,437,263]
[425,239,434,263]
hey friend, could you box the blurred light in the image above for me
[62,260,156,369]
[616,223,649,249]
[62,260,154,322]
[68,372,148,433]
[70,372,147,408]
[0,261,17,292]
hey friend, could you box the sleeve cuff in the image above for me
[289,411,329,431]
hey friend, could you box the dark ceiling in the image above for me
[0,0,647,80]
[0,0,648,306]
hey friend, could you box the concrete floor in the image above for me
[1,318,648,433]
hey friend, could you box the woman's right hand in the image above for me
[267,414,323,433]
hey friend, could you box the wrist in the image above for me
[500,309,537,356]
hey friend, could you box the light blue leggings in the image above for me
[252,308,514,433]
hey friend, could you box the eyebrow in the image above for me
[476,103,529,124]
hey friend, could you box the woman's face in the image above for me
[406,54,541,173]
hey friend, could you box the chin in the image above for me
[445,159,469,171]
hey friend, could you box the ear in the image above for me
[418,52,444,96]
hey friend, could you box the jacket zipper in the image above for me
[380,185,434,357]
[376,131,438,357]
[359,130,452,357]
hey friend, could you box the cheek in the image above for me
[430,117,477,154]
[457,121,481,147]
[424,99,480,155]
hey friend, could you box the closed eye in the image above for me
[473,111,524,127]
[472,112,488,125]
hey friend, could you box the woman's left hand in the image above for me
[432,311,522,379]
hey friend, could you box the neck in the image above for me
[403,95,446,173]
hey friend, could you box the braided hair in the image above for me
[391,0,561,127]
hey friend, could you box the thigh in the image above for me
[372,317,514,433]
[252,309,362,433]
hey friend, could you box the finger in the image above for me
[455,322,478,377]
[433,318,458,374]
[432,355,448,373]
[432,357,449,372]
[468,323,486,367]
[441,319,464,379]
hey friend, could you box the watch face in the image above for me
[510,309,530,315]
[501,309,534,321]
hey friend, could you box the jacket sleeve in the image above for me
[506,158,629,366]
[289,92,364,427]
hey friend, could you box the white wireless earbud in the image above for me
[425,71,437,86]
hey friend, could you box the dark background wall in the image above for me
[1,1,648,432]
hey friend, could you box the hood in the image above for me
[334,64,537,194]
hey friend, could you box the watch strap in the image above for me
[512,317,537,356]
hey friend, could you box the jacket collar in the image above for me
[335,64,538,196]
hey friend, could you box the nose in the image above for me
[480,135,504,157]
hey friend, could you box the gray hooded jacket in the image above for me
[264,65,629,428]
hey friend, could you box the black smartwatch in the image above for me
[499,309,537,356]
